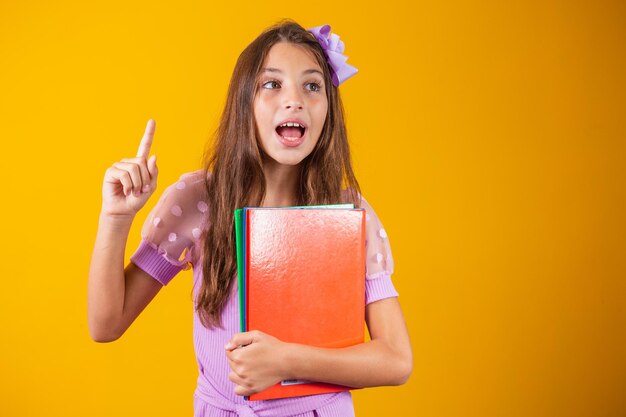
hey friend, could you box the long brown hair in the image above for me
[196,19,362,329]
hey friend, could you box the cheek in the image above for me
[254,97,272,129]
[314,101,329,130]
[254,94,270,120]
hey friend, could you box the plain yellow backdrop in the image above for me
[1,1,624,416]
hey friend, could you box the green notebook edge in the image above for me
[234,208,245,332]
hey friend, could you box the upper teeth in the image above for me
[279,122,304,128]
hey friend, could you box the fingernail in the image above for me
[224,342,234,350]
[143,184,150,192]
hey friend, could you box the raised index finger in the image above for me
[136,119,156,158]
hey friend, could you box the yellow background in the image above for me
[1,1,624,416]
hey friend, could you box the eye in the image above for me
[261,80,280,89]
[305,81,322,92]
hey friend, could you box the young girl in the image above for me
[88,20,412,417]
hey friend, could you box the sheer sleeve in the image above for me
[129,171,206,286]
[360,195,399,304]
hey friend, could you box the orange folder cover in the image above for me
[244,207,366,401]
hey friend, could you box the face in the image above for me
[253,42,329,168]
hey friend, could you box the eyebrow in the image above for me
[261,67,324,77]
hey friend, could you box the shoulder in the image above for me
[174,169,209,189]
[340,188,387,235]
[340,187,373,211]
[152,169,210,237]
[161,169,208,202]
[340,187,364,206]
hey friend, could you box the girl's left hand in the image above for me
[224,330,290,396]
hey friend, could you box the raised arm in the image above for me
[87,119,161,342]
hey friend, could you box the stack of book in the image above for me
[234,204,367,400]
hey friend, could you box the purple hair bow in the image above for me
[307,25,358,87]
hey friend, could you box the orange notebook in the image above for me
[241,207,366,401]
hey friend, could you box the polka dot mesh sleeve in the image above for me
[360,195,399,304]
[130,171,208,286]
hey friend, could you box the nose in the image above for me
[283,85,304,110]
[285,101,303,110]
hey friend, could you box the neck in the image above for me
[261,160,301,207]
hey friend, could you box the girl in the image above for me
[88,20,412,417]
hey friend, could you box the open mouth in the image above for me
[275,122,306,141]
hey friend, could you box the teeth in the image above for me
[279,122,304,128]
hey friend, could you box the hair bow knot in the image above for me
[307,25,358,87]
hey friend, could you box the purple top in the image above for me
[130,169,399,417]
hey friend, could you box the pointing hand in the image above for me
[101,119,159,217]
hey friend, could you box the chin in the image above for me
[271,155,307,167]
[260,148,310,167]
